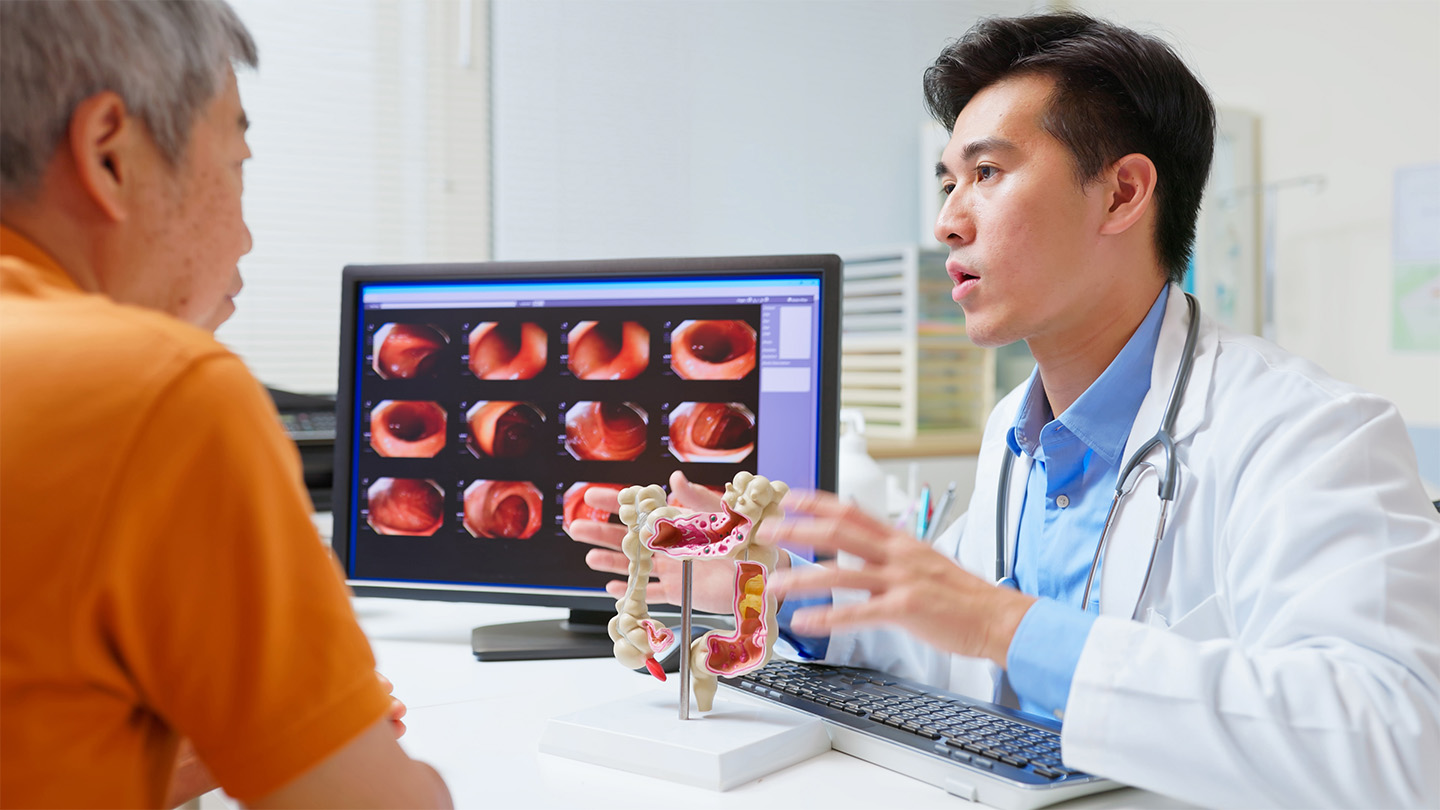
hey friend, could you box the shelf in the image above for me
[865,431,983,459]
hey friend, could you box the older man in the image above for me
[0,2,450,806]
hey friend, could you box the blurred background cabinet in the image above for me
[840,247,1034,457]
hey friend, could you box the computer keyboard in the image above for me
[719,660,1121,810]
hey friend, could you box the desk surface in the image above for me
[236,597,1182,810]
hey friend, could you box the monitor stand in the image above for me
[471,609,616,661]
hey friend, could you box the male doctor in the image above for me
[768,12,1440,808]
[572,11,1440,809]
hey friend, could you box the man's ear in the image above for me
[1098,152,1158,236]
[67,91,136,223]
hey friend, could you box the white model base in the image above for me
[539,690,831,791]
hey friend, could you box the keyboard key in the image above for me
[1033,766,1061,779]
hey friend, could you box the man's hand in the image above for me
[165,738,217,808]
[377,671,407,738]
[565,470,773,615]
[766,489,1035,668]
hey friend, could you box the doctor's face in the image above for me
[933,73,1113,351]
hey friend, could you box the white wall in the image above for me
[492,0,1033,261]
[1077,0,1440,478]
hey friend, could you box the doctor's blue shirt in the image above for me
[778,286,1171,723]
[1003,285,1169,720]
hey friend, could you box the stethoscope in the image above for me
[995,292,1201,616]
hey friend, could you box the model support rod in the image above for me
[679,559,693,720]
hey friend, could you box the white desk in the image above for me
[313,597,1192,810]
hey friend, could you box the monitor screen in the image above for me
[330,255,841,659]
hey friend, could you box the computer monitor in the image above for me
[331,254,841,661]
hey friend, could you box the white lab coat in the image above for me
[821,285,1440,807]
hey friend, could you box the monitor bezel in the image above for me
[331,254,842,608]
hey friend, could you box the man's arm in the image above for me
[247,717,451,809]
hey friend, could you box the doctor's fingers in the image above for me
[584,547,632,577]
[772,562,889,600]
[668,470,726,512]
[760,514,895,563]
[566,518,626,550]
[583,486,624,513]
[782,489,893,536]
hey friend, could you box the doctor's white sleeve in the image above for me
[1061,393,1440,808]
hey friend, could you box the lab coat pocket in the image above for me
[1146,594,1228,641]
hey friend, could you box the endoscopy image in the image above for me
[366,477,445,536]
[468,321,547,380]
[463,480,543,539]
[566,321,650,380]
[465,401,546,459]
[667,402,756,463]
[369,400,447,458]
[669,320,757,380]
[564,401,647,461]
[561,482,631,530]
[373,323,449,380]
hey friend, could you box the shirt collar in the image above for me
[1007,285,1170,465]
[0,224,78,290]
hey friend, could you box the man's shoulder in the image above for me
[1,276,240,393]
[1209,327,1380,413]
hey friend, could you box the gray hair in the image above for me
[0,0,258,199]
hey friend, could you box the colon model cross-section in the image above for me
[608,471,789,712]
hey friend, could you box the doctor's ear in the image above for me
[1097,153,1158,237]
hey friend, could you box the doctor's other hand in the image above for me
[566,470,756,615]
[766,489,1035,668]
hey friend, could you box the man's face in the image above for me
[123,69,252,332]
[933,73,1111,351]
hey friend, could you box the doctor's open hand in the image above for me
[765,490,1036,668]
[566,470,764,615]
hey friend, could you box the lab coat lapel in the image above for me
[1100,286,1217,618]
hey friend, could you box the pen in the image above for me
[915,485,931,539]
[925,481,958,541]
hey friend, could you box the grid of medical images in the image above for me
[350,306,762,588]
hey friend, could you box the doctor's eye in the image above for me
[939,181,957,196]
[976,164,999,182]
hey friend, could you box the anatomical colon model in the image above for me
[610,471,788,712]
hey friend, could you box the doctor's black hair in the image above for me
[924,12,1215,285]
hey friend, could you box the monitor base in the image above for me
[472,609,615,661]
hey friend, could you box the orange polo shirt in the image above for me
[0,227,390,806]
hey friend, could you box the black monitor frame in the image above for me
[331,254,841,659]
